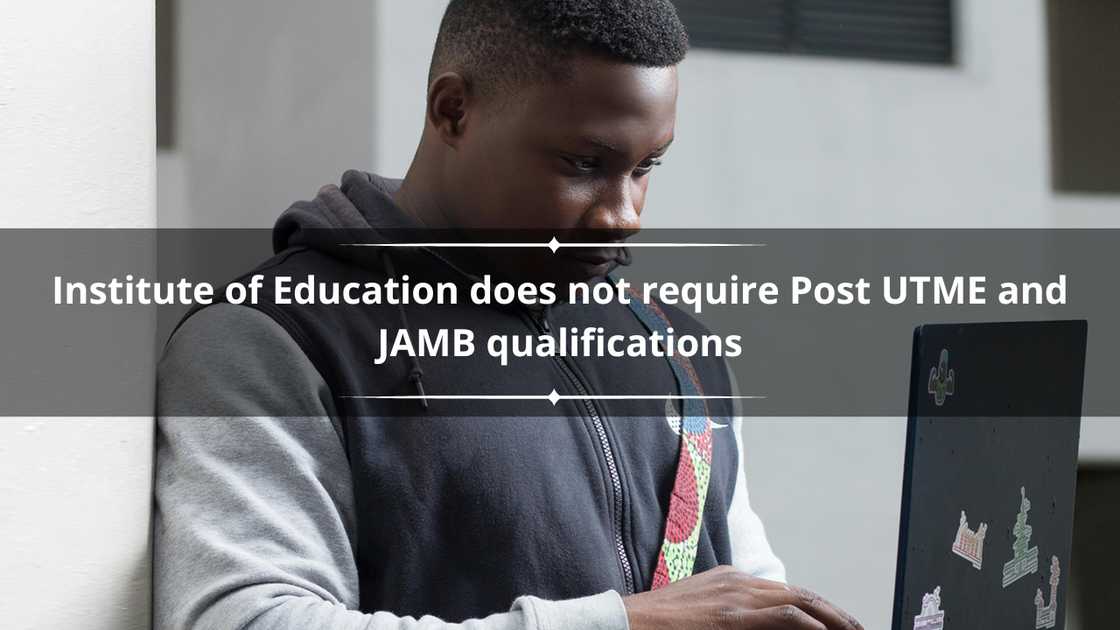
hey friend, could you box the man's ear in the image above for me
[426,72,473,147]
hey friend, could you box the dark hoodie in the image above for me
[158,171,776,626]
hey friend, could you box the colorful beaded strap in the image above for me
[624,287,714,590]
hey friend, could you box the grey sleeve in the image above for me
[154,303,629,630]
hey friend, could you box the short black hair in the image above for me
[430,0,689,97]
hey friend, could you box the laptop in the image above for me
[891,321,1088,630]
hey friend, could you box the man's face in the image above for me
[445,54,678,283]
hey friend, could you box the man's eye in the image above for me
[633,157,664,176]
[564,156,600,173]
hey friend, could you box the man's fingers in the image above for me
[743,604,827,630]
[788,586,864,630]
[752,586,863,630]
[746,577,793,591]
[699,569,864,630]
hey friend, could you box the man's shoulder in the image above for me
[163,302,290,367]
[158,302,334,418]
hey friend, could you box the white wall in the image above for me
[156,0,376,228]
[648,1,1120,230]
[651,1,1050,228]
[371,0,447,178]
[369,2,1119,629]
[0,2,155,629]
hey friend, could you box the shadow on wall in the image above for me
[1069,467,1120,629]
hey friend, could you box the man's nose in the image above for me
[584,178,642,239]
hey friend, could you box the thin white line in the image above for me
[568,243,765,248]
[343,243,541,248]
[342,395,539,400]
[340,394,766,400]
[340,243,766,248]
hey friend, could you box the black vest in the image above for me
[180,242,739,622]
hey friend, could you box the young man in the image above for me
[155,1,863,629]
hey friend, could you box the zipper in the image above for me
[404,244,637,591]
[419,242,636,592]
[526,306,636,595]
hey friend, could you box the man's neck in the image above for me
[392,149,454,230]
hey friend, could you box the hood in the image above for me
[273,169,416,255]
[274,170,439,407]
[274,169,501,285]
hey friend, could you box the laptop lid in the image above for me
[892,321,1087,630]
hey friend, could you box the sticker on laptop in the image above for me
[928,349,955,406]
[1034,556,1060,629]
[1002,487,1040,588]
[914,586,945,630]
[951,510,986,570]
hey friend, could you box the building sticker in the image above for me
[1002,487,1040,588]
[928,349,956,406]
[1035,556,1060,629]
[951,510,987,570]
[914,586,945,630]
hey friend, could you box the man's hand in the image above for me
[623,565,864,630]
